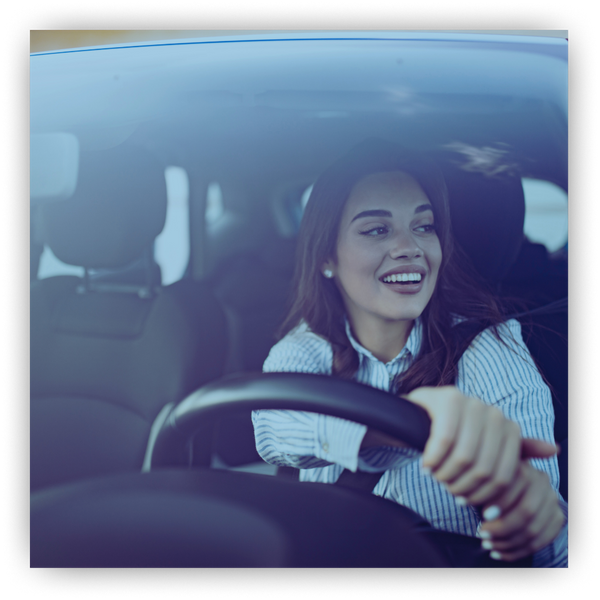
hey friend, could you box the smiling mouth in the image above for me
[381,273,423,284]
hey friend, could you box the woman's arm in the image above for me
[252,408,366,471]
[404,386,557,505]
[405,384,566,564]
[404,320,567,565]
[254,326,425,474]
[252,329,367,472]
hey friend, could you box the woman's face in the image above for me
[324,171,442,332]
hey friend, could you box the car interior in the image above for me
[30,134,568,500]
[30,34,568,566]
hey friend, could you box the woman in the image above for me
[251,139,567,567]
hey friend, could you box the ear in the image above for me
[321,260,335,279]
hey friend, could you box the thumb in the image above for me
[521,438,559,459]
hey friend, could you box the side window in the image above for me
[300,184,313,212]
[205,182,225,226]
[274,182,314,237]
[33,203,84,279]
[37,245,85,279]
[154,166,190,285]
[521,178,568,253]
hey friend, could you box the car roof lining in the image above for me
[126,100,567,189]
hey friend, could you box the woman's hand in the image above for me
[478,461,565,561]
[404,386,557,508]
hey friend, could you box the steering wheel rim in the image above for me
[150,372,431,469]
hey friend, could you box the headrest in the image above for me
[41,145,167,269]
[443,166,525,285]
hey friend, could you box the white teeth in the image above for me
[382,273,422,283]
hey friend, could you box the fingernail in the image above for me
[483,505,501,521]
[479,530,491,539]
[421,466,431,476]
[490,551,502,560]
[481,540,494,550]
[455,496,467,506]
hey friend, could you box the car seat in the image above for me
[30,144,228,491]
[196,236,296,468]
[443,164,568,500]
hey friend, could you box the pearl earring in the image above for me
[323,269,333,279]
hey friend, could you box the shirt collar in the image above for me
[344,317,422,366]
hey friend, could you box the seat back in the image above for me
[199,237,295,468]
[443,164,567,499]
[31,144,228,490]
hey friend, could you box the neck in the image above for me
[349,317,414,363]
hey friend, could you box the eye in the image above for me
[414,223,436,234]
[359,226,389,237]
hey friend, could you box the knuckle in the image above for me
[495,471,513,489]
[490,478,511,497]
[520,503,536,520]
[471,466,492,485]
[431,433,452,455]
[434,434,453,452]
[492,466,514,487]
[453,453,475,471]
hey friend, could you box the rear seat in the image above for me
[211,238,296,374]
[30,144,228,490]
[201,236,296,468]
[194,177,301,470]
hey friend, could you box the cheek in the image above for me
[434,250,443,275]
[428,239,443,274]
[334,247,381,302]
[336,238,374,273]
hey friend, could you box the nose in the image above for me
[389,230,422,260]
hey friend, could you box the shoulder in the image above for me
[465,319,529,363]
[263,321,333,374]
[457,319,548,402]
[452,317,527,365]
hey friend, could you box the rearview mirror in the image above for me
[30,133,79,203]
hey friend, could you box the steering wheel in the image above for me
[32,373,457,568]
[149,372,432,469]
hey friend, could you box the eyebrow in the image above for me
[350,204,433,223]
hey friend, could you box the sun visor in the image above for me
[31,133,79,203]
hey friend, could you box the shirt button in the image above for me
[322,442,329,453]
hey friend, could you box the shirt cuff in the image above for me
[357,447,421,472]
[315,415,367,472]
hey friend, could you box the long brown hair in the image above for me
[280,139,509,394]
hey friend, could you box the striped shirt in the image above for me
[252,318,568,567]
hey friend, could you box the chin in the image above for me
[382,307,426,323]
